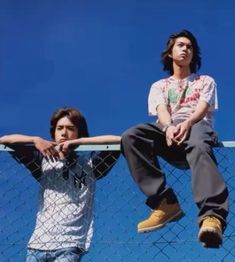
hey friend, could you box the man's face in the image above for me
[54,116,78,143]
[170,37,193,67]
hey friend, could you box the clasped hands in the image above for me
[34,138,75,161]
[165,120,192,146]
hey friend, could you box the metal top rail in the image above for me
[218,141,235,147]
[0,144,121,152]
[0,141,235,152]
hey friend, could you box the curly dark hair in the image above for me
[50,107,89,139]
[161,30,201,75]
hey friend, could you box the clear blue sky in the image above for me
[0,0,234,141]
[0,1,235,261]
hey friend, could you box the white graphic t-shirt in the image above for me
[9,147,118,252]
[28,154,95,251]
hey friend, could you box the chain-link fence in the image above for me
[0,143,235,261]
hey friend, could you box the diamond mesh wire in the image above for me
[0,145,234,261]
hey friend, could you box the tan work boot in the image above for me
[137,198,184,233]
[198,216,223,248]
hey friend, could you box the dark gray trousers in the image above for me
[121,120,228,228]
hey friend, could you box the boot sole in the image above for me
[137,210,185,233]
[198,227,222,248]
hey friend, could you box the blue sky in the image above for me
[0,1,235,261]
[0,0,235,141]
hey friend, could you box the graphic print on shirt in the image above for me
[167,80,200,108]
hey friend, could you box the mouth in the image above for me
[59,139,67,143]
[180,53,187,58]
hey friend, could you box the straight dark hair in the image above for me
[50,107,89,139]
[161,30,201,75]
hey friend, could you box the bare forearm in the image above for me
[156,104,172,126]
[186,101,210,126]
[70,135,121,145]
[174,101,210,145]
[0,134,39,145]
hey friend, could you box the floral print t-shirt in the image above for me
[148,73,218,126]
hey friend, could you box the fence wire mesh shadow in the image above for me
[0,144,235,262]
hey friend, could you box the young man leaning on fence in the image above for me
[0,107,120,261]
[121,30,229,248]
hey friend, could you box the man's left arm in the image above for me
[175,76,217,145]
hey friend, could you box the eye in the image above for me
[187,44,193,50]
[66,126,77,132]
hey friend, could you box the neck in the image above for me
[172,63,191,80]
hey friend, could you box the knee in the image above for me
[121,124,148,153]
[122,127,135,140]
[121,127,138,147]
[121,123,152,153]
[121,128,134,155]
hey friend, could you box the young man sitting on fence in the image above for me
[121,30,229,248]
[0,107,120,261]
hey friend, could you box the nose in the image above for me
[61,127,68,137]
[182,45,187,51]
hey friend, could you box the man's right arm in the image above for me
[0,135,42,180]
[0,134,58,180]
[0,135,58,160]
[148,81,177,146]
[0,134,38,144]
[156,104,173,128]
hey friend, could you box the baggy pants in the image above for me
[121,120,228,228]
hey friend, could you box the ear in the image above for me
[168,53,172,58]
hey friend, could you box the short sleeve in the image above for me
[200,76,218,111]
[148,80,166,116]
[8,145,43,180]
